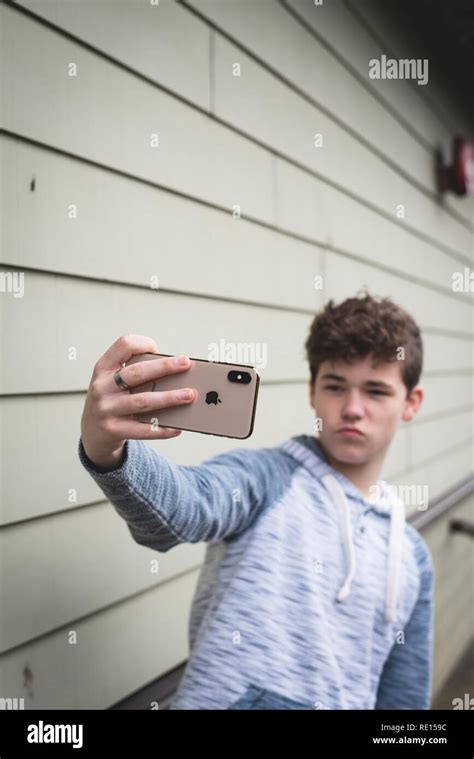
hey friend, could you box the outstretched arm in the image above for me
[79,435,287,551]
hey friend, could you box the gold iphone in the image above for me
[124,352,260,439]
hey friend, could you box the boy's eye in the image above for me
[324,385,388,396]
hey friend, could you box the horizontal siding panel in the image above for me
[414,376,473,421]
[210,32,471,258]
[2,5,471,261]
[287,0,452,148]
[275,157,471,297]
[188,0,473,231]
[0,136,322,312]
[0,503,205,653]
[0,568,200,708]
[408,410,474,469]
[1,5,276,225]
[18,0,470,234]
[346,0,474,228]
[17,0,212,111]
[392,444,473,517]
[382,408,473,481]
[0,395,102,523]
[422,333,473,374]
[325,253,472,337]
[0,269,314,395]
[1,135,466,302]
[348,0,473,138]
[286,0,474,227]
[17,0,474,231]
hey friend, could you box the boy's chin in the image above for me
[321,436,370,465]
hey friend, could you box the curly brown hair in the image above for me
[305,290,423,396]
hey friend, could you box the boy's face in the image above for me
[309,354,423,467]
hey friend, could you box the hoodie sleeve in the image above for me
[375,530,434,709]
[78,436,289,552]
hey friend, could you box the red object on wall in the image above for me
[437,136,474,196]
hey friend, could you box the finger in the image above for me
[113,422,183,441]
[116,354,194,391]
[104,388,197,417]
[95,334,159,373]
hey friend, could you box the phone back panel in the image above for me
[124,353,260,439]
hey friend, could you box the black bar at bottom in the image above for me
[0,708,472,757]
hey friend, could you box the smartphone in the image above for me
[123,352,260,439]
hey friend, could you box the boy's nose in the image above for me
[341,391,364,418]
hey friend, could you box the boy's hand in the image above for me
[80,334,196,470]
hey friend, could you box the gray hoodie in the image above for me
[78,432,434,709]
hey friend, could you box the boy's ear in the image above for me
[402,385,424,422]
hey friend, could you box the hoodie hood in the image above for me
[280,434,405,623]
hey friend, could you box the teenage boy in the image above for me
[79,293,433,710]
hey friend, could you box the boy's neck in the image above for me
[317,438,385,501]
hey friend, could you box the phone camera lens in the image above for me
[228,370,251,384]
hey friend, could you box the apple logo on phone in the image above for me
[206,391,222,406]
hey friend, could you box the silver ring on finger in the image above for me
[114,369,131,391]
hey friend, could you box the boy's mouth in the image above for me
[336,427,365,438]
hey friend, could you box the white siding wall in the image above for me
[0,0,472,708]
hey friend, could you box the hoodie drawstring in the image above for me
[384,491,405,623]
[321,474,356,602]
[321,474,405,623]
